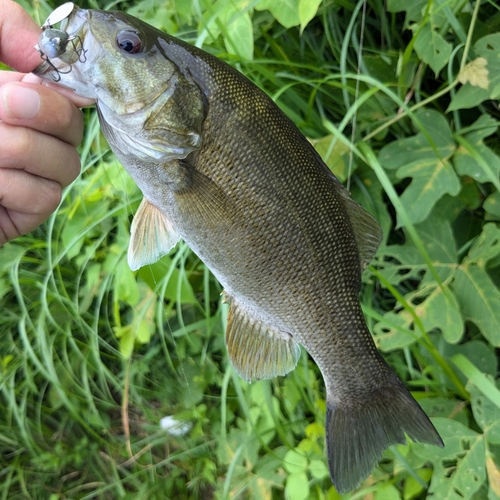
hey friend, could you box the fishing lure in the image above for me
[34,2,86,81]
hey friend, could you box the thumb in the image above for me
[0,0,42,73]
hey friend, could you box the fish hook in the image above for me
[69,35,87,63]
[34,44,73,82]
[34,3,83,81]
[35,31,88,82]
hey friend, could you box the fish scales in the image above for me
[199,74,364,375]
[34,4,443,493]
[151,36,393,402]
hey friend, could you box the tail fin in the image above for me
[326,379,443,493]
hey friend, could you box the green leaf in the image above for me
[417,338,496,396]
[113,282,156,358]
[449,85,489,112]
[484,192,500,219]
[377,245,426,286]
[373,212,462,348]
[374,212,459,349]
[79,263,102,313]
[374,308,418,351]
[114,257,139,306]
[255,0,300,28]
[0,243,22,273]
[255,448,288,485]
[135,318,153,344]
[419,285,463,344]
[449,34,500,111]
[452,265,500,346]
[0,278,8,301]
[114,324,136,358]
[374,283,462,350]
[298,0,322,33]
[387,0,426,23]
[283,449,308,474]
[413,22,452,75]
[403,468,433,500]
[418,213,457,282]
[313,135,351,182]
[374,483,401,500]
[309,459,329,480]
[486,456,500,499]
[285,471,310,500]
[449,224,500,346]
[224,10,253,60]
[396,158,460,225]
[384,208,457,278]
[452,355,500,413]
[138,255,198,304]
[251,477,275,500]
[201,0,254,60]
[418,397,469,426]
[164,268,197,304]
[61,210,89,260]
[381,111,454,169]
[454,115,500,183]
[465,223,500,266]
[467,380,500,445]
[348,164,391,242]
[413,418,486,500]
[379,110,458,225]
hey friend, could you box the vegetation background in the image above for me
[1,0,500,498]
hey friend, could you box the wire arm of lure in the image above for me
[34,4,85,81]
[69,35,87,63]
[34,31,86,82]
[34,43,72,82]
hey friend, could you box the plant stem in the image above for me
[364,0,482,143]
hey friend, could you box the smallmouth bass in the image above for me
[34,3,443,492]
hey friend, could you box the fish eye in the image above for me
[116,30,142,54]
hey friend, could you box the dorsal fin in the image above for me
[224,294,301,383]
[338,187,383,269]
[128,198,180,271]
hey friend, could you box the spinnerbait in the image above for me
[34,2,86,82]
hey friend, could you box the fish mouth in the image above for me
[33,4,90,82]
[33,60,52,77]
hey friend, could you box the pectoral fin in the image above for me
[128,198,180,271]
[225,295,301,382]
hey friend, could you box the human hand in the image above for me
[0,0,94,246]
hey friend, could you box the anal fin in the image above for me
[128,198,181,271]
[225,295,301,382]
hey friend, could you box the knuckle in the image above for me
[32,180,62,216]
[42,91,84,146]
[55,139,80,170]
[0,170,9,204]
[8,0,30,20]
[62,147,82,185]
[55,99,77,128]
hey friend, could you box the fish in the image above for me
[34,3,444,492]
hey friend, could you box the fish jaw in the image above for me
[33,5,206,166]
[34,6,98,99]
[33,6,173,112]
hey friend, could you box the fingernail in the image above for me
[1,85,40,120]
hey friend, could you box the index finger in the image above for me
[0,0,42,73]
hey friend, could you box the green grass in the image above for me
[1,0,500,498]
